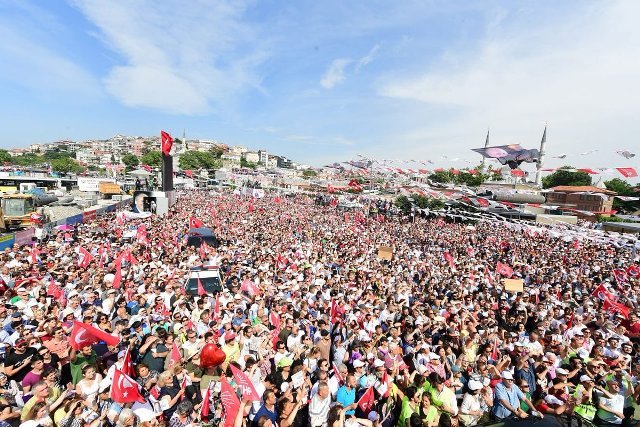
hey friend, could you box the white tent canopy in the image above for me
[128,169,153,177]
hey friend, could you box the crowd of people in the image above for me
[0,189,638,427]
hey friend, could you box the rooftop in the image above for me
[550,185,616,195]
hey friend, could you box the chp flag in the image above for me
[69,321,120,350]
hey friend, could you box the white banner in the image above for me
[77,177,115,192]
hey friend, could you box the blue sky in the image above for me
[1,0,639,176]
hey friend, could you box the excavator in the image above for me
[0,190,59,231]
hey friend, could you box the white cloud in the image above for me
[355,44,380,71]
[320,58,352,89]
[71,0,267,114]
[378,1,640,170]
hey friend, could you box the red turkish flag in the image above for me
[111,368,145,403]
[443,252,454,268]
[220,377,241,426]
[510,169,525,177]
[477,197,490,207]
[269,311,281,329]
[496,262,513,278]
[375,371,389,398]
[170,340,182,365]
[613,269,628,284]
[603,297,630,319]
[161,130,173,156]
[201,385,212,418]
[240,279,260,296]
[30,245,40,264]
[627,265,639,278]
[78,246,94,268]
[357,387,375,414]
[189,217,204,229]
[69,321,120,350]
[122,348,135,378]
[616,167,638,178]
[213,295,221,320]
[197,275,207,296]
[112,256,123,289]
[578,168,599,175]
[332,363,344,385]
[47,277,63,300]
[490,338,499,361]
[230,365,261,401]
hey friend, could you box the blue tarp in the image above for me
[0,235,15,251]
[66,214,83,225]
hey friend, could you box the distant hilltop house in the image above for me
[545,185,616,219]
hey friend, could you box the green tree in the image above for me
[12,153,41,166]
[50,157,83,174]
[179,150,219,170]
[302,169,317,179]
[428,170,454,184]
[0,150,11,164]
[395,194,444,214]
[542,167,592,189]
[210,146,224,158]
[121,153,139,169]
[240,158,257,169]
[604,178,640,214]
[140,150,162,167]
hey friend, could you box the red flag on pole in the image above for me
[332,363,344,385]
[269,311,281,329]
[112,257,123,289]
[602,297,630,319]
[69,321,120,350]
[47,277,63,300]
[122,348,135,378]
[78,246,94,268]
[229,365,261,401]
[374,371,389,397]
[197,275,207,296]
[110,368,145,403]
[220,377,241,426]
[170,340,182,365]
[490,338,499,361]
[357,387,375,414]
[201,385,212,418]
[496,262,513,278]
[30,245,40,264]
[189,217,204,229]
[443,252,454,268]
[213,295,221,320]
[240,279,260,296]
[161,130,173,156]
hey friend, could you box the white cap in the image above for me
[429,353,440,360]
[468,380,483,391]
[556,368,569,375]
[353,360,366,368]
[580,375,594,382]
[501,371,514,380]
[373,359,385,368]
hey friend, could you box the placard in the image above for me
[503,279,524,292]
[377,246,393,261]
[290,371,305,389]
